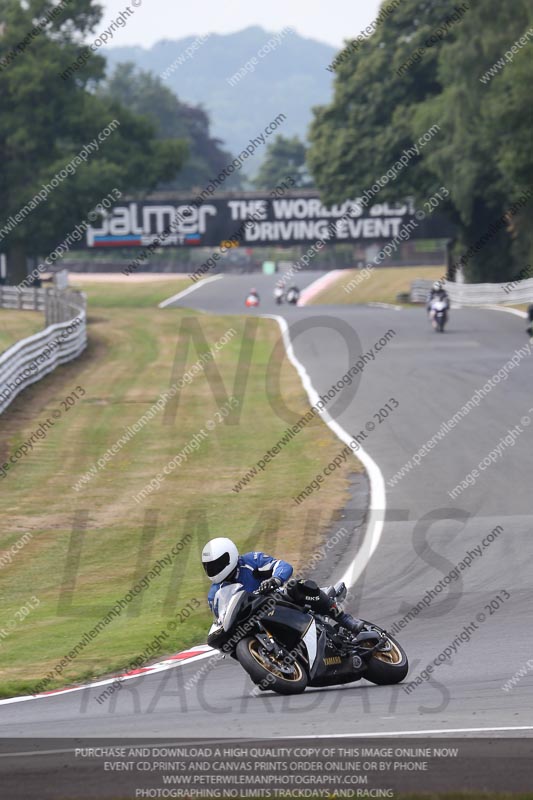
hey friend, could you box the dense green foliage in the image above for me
[99,63,240,191]
[253,135,313,190]
[308,0,533,281]
[0,0,186,283]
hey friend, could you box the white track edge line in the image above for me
[283,725,533,738]
[158,274,223,307]
[0,651,215,707]
[482,303,527,319]
[265,314,386,589]
[3,725,532,754]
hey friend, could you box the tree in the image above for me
[254,135,313,190]
[412,0,532,280]
[308,0,533,281]
[0,0,187,284]
[99,63,240,191]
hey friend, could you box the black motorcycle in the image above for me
[207,582,408,695]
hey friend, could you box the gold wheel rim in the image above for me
[248,640,304,682]
[360,636,403,665]
[373,639,403,665]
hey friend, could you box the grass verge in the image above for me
[0,309,44,354]
[310,266,445,305]
[0,279,361,698]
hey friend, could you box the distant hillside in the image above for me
[106,26,336,166]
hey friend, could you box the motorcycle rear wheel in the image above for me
[236,637,308,695]
[361,633,409,685]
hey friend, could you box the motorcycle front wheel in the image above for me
[360,631,409,685]
[236,637,308,695]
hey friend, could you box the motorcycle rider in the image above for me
[286,285,300,305]
[245,288,260,307]
[427,281,449,315]
[274,281,284,304]
[202,537,364,634]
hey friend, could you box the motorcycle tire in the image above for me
[362,632,409,685]
[236,637,308,695]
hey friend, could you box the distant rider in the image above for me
[202,537,363,634]
[427,281,449,316]
[286,286,300,305]
[245,288,260,307]
[274,282,284,304]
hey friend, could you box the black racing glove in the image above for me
[258,576,282,594]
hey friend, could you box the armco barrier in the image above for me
[444,277,533,305]
[410,278,434,303]
[0,286,46,312]
[0,289,87,414]
[410,277,533,305]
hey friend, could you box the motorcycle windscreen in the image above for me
[213,584,246,631]
[261,604,314,654]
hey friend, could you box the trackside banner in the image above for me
[84,195,454,249]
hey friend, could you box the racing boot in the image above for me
[331,605,365,635]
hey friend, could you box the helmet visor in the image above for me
[203,552,230,578]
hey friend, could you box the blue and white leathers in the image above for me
[208,551,293,613]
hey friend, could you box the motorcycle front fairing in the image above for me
[261,608,325,677]
[207,584,249,650]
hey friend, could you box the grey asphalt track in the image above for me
[2,273,533,740]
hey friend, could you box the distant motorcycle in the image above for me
[245,290,260,308]
[286,286,300,305]
[207,582,408,695]
[274,286,284,305]
[430,298,448,332]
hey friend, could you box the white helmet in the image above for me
[201,537,239,583]
[433,281,442,291]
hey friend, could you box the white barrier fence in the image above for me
[410,278,533,306]
[0,286,46,312]
[410,279,434,303]
[0,289,87,414]
[444,278,533,306]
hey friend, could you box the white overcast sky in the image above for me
[99,0,384,48]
